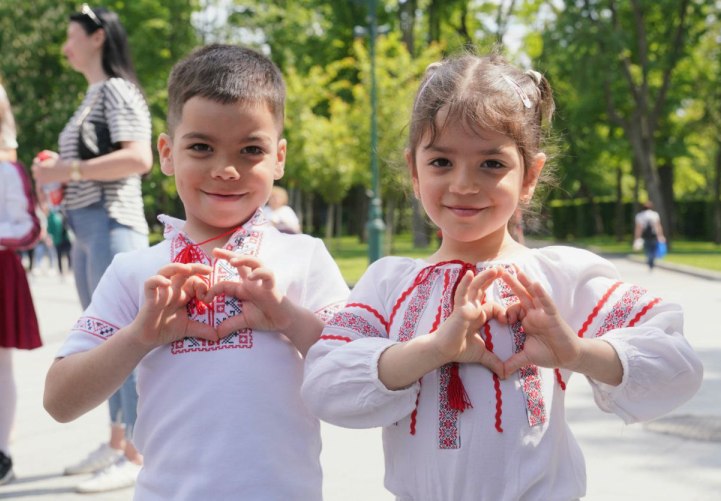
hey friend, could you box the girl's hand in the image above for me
[206,249,287,338]
[134,263,218,347]
[500,269,581,375]
[432,268,507,377]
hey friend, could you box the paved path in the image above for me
[1,256,719,500]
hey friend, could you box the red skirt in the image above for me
[0,250,42,350]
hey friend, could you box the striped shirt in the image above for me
[59,78,151,235]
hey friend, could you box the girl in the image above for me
[301,53,703,500]
[0,79,42,486]
[31,5,151,492]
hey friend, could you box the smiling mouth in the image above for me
[204,191,245,199]
[447,205,483,216]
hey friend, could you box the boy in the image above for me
[44,44,349,500]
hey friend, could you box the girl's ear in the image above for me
[405,148,421,199]
[273,138,287,180]
[521,153,546,202]
[157,133,174,175]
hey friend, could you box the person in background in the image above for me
[31,4,151,493]
[264,185,301,234]
[634,200,666,271]
[0,78,42,486]
[30,199,58,276]
[47,207,72,276]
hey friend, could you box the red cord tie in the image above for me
[173,225,243,314]
[446,261,478,413]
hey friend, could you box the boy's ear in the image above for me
[273,138,287,180]
[405,148,421,199]
[521,152,546,201]
[157,133,174,175]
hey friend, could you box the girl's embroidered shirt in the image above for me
[302,245,702,501]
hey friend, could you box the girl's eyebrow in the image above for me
[424,144,507,156]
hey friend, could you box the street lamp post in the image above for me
[366,0,385,263]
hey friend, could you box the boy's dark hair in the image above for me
[167,44,286,135]
[70,6,141,89]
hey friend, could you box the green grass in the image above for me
[324,234,437,285]
[545,235,721,273]
[325,233,721,284]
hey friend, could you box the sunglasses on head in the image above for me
[81,3,102,27]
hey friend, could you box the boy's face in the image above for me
[158,96,286,241]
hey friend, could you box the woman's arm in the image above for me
[32,141,152,185]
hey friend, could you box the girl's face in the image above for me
[157,96,286,243]
[409,114,544,261]
[62,22,103,74]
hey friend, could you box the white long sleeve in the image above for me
[301,248,703,501]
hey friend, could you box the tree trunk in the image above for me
[714,145,721,244]
[325,203,335,240]
[614,165,624,241]
[411,198,429,248]
[658,161,674,245]
[304,192,314,235]
[398,0,416,55]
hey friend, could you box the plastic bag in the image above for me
[656,241,667,258]
[633,238,644,251]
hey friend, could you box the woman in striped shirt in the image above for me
[32,5,151,493]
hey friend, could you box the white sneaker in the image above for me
[64,443,124,475]
[75,458,140,493]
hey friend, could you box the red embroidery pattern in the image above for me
[595,285,646,337]
[171,329,253,354]
[169,226,263,355]
[315,301,345,323]
[72,316,119,340]
[483,321,504,432]
[319,334,352,343]
[578,281,622,338]
[396,269,439,342]
[497,276,546,427]
[437,269,462,449]
[628,297,661,326]
[347,302,389,332]
[326,311,385,338]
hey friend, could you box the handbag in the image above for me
[656,241,667,258]
[77,83,118,160]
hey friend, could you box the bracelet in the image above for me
[69,160,82,182]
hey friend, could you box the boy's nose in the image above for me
[212,163,241,180]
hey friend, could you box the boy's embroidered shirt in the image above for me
[302,245,702,501]
[58,209,349,500]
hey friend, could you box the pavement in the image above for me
[1,254,720,500]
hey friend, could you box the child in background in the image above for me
[1,79,42,485]
[264,185,301,233]
[301,52,703,500]
[44,44,348,500]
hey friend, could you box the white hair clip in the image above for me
[501,74,532,109]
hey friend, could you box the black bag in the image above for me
[77,83,118,160]
[641,221,657,242]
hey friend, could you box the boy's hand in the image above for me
[134,263,218,347]
[207,249,287,338]
[500,269,581,376]
[432,268,507,377]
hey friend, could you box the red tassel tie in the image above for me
[173,225,242,314]
[447,362,473,412]
[445,262,478,413]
